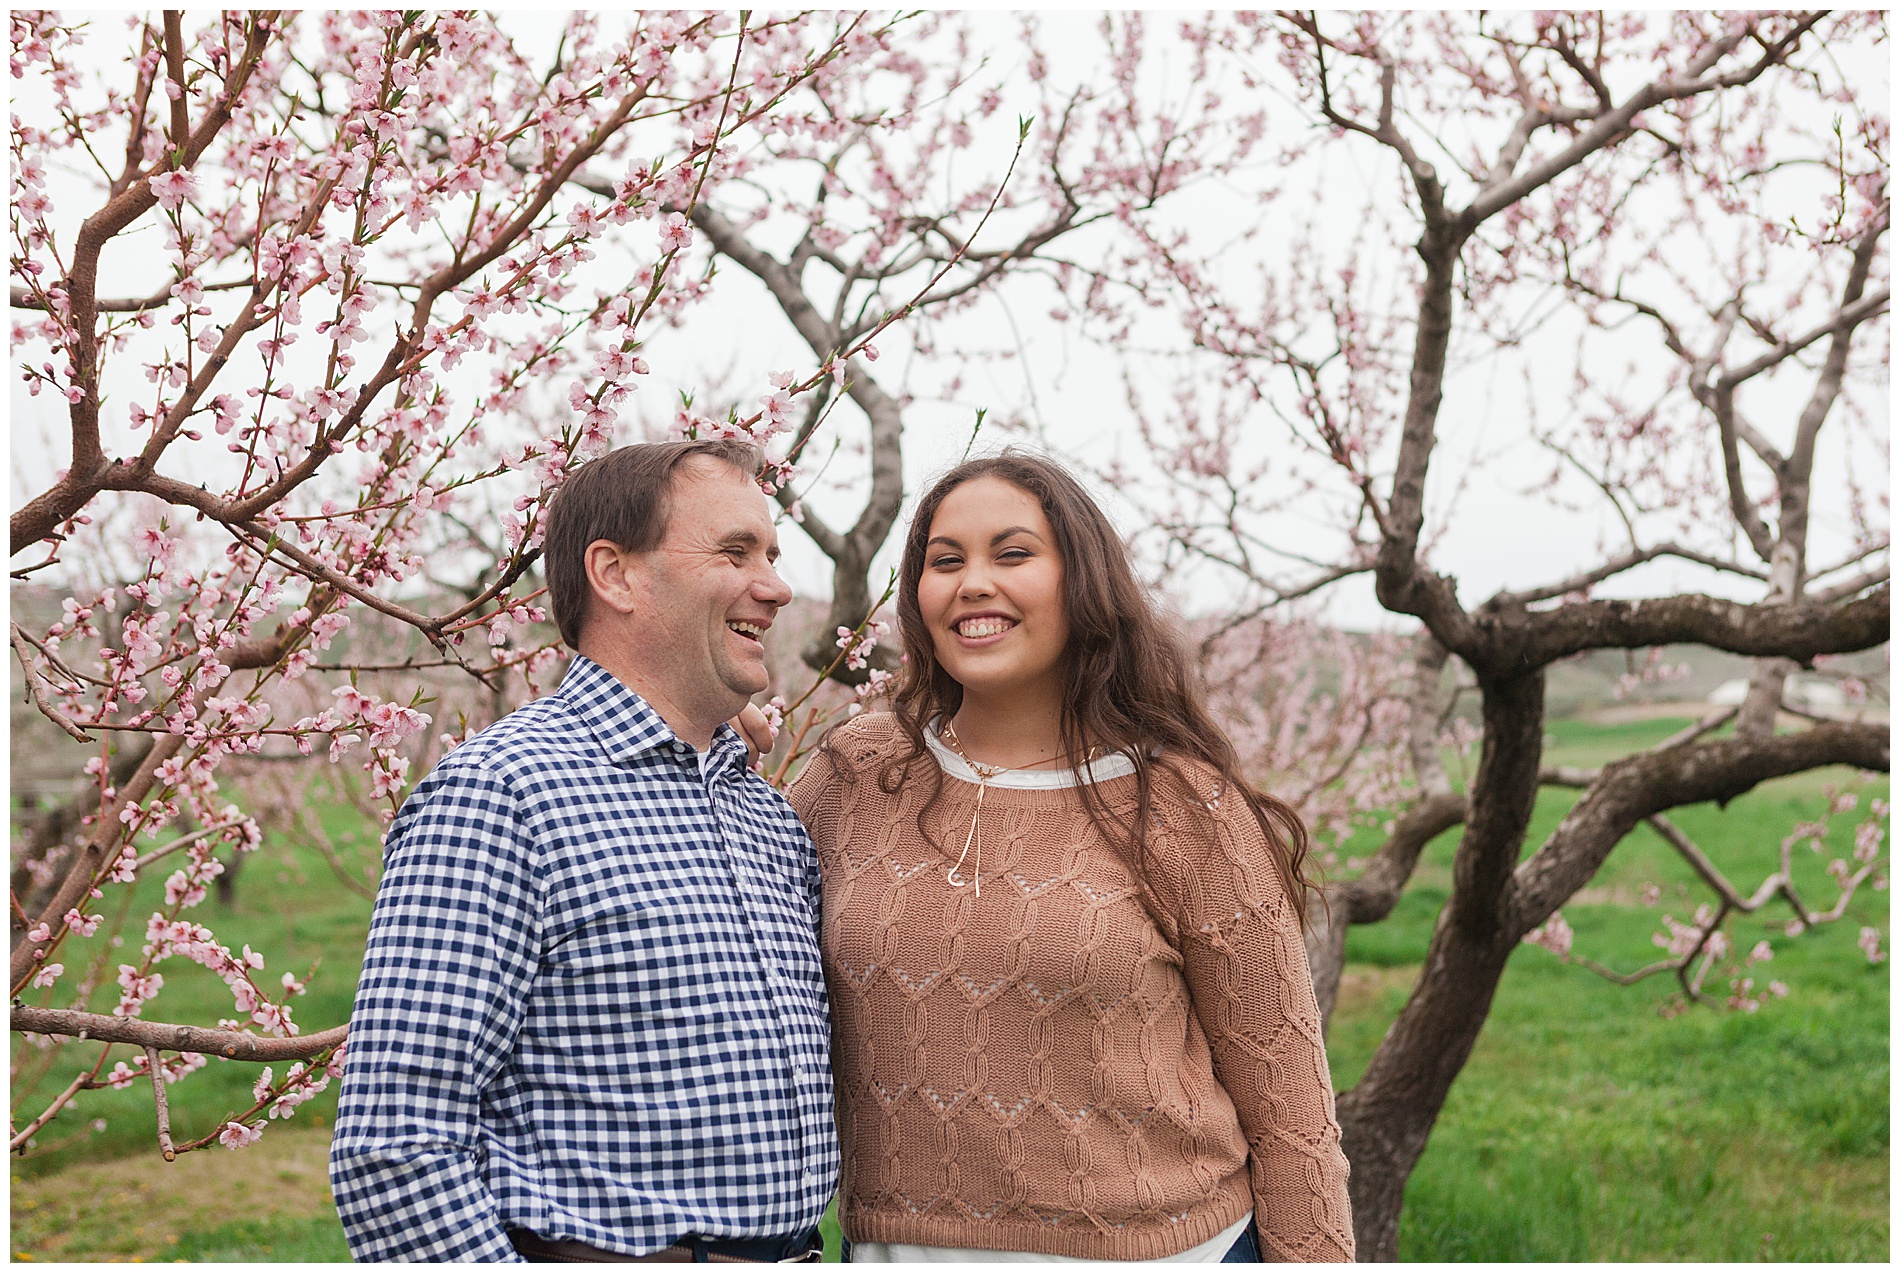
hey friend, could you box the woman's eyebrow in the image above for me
[989,526,1040,545]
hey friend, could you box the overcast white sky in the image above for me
[10,11,1888,631]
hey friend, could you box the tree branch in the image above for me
[1504,719,1889,934]
[1463,14,1823,227]
[145,1044,176,1161]
[1810,565,1890,605]
[1498,542,1769,606]
[7,280,252,313]
[1720,287,1889,388]
[1512,584,1887,668]
[11,623,95,742]
[11,735,183,989]
[11,1006,348,1062]
[1713,382,1781,564]
[10,13,278,556]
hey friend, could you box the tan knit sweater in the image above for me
[788,713,1354,1261]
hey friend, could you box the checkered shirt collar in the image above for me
[558,655,748,772]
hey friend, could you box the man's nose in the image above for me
[758,564,794,607]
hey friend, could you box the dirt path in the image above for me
[11,1125,337,1261]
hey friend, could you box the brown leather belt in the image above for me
[508,1230,823,1264]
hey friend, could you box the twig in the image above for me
[1570,955,1681,986]
[1540,706,1742,789]
[146,1045,175,1161]
[13,622,110,687]
[11,624,94,742]
[8,1069,92,1152]
[1650,705,1739,751]
[130,816,253,873]
[768,707,823,787]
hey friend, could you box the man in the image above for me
[330,440,836,1262]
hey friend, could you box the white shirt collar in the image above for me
[923,718,1137,789]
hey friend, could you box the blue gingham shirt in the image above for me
[329,658,837,1262]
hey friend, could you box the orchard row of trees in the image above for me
[9,10,1887,1256]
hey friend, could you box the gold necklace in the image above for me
[938,721,1100,898]
[939,721,1003,897]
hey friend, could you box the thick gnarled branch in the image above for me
[1504,585,1888,670]
[1504,720,1889,935]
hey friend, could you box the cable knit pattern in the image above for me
[788,714,1354,1261]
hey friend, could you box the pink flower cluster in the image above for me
[1522,911,1574,958]
[8,9,915,1083]
[836,620,890,672]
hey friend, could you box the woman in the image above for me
[788,453,1354,1262]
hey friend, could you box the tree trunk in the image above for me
[215,844,244,908]
[1335,669,1545,1259]
[1734,654,1795,739]
[1336,929,1515,1259]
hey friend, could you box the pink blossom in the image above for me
[218,1120,263,1150]
[1858,927,1885,965]
[759,388,793,427]
[104,1060,146,1090]
[149,168,198,210]
[1522,911,1573,958]
[658,212,693,252]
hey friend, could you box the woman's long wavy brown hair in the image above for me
[856,450,1315,925]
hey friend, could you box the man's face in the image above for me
[629,459,792,726]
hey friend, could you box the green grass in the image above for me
[1326,715,1890,1261]
[162,1213,355,1262]
[10,715,1887,1261]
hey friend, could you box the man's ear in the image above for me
[582,539,645,620]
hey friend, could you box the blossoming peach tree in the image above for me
[11,12,1887,1255]
[6,7,1032,1162]
[1062,11,1887,1253]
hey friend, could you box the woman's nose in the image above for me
[958,565,995,597]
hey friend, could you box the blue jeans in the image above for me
[1221,1224,1262,1262]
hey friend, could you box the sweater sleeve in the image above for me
[784,744,834,845]
[1161,775,1355,1262]
[786,713,898,844]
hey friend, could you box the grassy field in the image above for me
[10,715,1888,1261]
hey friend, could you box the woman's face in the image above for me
[916,476,1069,702]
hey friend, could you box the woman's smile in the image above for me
[917,475,1068,702]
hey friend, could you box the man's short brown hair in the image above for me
[541,439,764,650]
